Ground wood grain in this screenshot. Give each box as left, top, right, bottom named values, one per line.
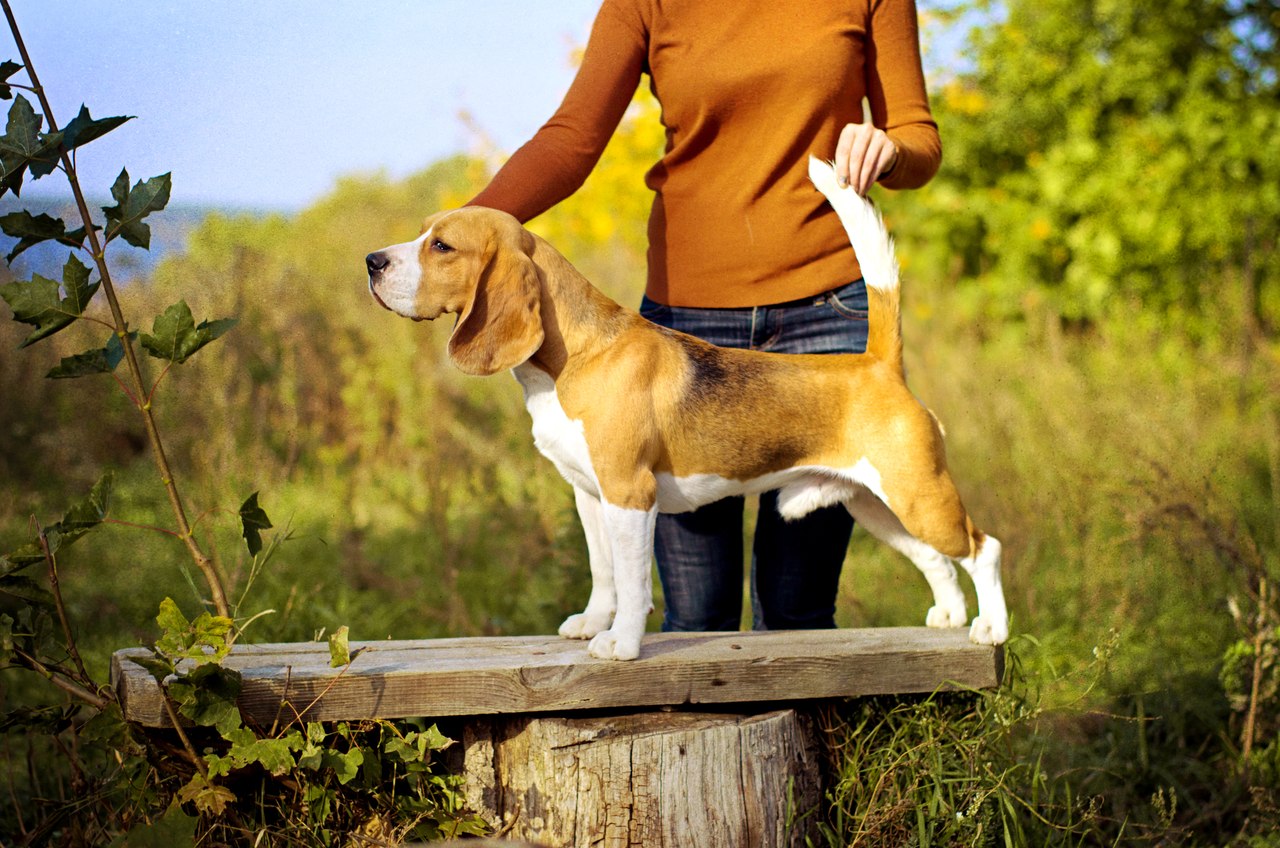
left=112, top=627, right=1003, bottom=727
left=462, top=709, right=821, bottom=847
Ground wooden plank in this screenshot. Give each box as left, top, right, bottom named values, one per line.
left=112, top=627, right=1003, bottom=728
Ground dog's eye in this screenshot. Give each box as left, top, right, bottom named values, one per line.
left=431, top=239, right=454, bottom=254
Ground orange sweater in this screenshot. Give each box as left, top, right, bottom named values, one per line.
left=469, top=0, right=940, bottom=308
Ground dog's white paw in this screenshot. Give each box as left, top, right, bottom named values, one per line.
left=926, top=602, right=967, bottom=629
left=968, top=615, right=1009, bottom=646
left=558, top=611, right=612, bottom=640
left=587, top=629, right=641, bottom=661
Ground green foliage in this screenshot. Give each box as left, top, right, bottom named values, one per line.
left=2, top=2, right=1279, bottom=843
left=0, top=94, right=62, bottom=194
left=238, top=490, right=272, bottom=556
left=137, top=299, right=237, bottom=365
left=102, top=169, right=172, bottom=250
left=0, top=253, right=99, bottom=346
left=891, top=0, right=1280, bottom=335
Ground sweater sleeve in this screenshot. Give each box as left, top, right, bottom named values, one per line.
left=466, top=1, right=648, bottom=222
left=866, top=0, right=942, bottom=190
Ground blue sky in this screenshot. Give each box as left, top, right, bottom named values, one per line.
left=4, top=1, right=966, bottom=211
left=5, top=1, right=602, bottom=209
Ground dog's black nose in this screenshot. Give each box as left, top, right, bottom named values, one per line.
left=366, top=252, right=390, bottom=274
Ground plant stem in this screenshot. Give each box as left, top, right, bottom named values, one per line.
left=0, top=0, right=229, bottom=617
left=1241, top=576, right=1269, bottom=769
left=38, top=526, right=91, bottom=685
left=14, top=650, right=110, bottom=711
left=162, top=697, right=208, bottom=778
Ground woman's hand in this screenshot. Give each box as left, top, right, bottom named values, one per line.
left=835, top=120, right=898, bottom=195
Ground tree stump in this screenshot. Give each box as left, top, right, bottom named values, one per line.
left=462, top=708, right=821, bottom=847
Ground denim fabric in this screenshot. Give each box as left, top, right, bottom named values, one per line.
left=640, top=279, right=869, bottom=631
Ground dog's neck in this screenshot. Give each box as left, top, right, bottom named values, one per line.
left=526, top=238, right=628, bottom=378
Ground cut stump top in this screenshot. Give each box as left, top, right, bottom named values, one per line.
left=112, top=627, right=1003, bottom=728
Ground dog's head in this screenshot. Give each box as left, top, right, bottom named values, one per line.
left=366, top=207, right=544, bottom=375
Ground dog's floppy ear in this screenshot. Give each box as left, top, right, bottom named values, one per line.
left=447, top=223, right=544, bottom=376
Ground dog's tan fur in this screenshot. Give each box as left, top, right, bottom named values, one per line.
left=367, top=160, right=1007, bottom=660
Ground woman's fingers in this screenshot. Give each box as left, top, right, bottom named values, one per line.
left=835, top=121, right=899, bottom=195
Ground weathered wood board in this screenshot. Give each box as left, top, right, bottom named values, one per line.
left=112, top=627, right=1003, bottom=728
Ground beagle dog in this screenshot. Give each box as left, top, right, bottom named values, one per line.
left=366, top=157, right=1008, bottom=661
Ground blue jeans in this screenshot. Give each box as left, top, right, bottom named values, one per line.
left=639, top=279, right=869, bottom=631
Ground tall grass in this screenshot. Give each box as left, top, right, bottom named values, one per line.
left=2, top=153, right=1277, bottom=842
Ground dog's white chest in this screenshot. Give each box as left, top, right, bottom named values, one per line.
left=513, top=364, right=599, bottom=496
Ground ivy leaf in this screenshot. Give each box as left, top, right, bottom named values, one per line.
left=328, top=625, right=350, bottom=668
left=139, top=300, right=237, bottom=364
left=238, top=491, right=272, bottom=556
left=0, top=254, right=100, bottom=347
left=176, top=773, right=236, bottom=817
left=327, top=747, right=363, bottom=784
left=101, top=168, right=170, bottom=249
left=169, top=663, right=242, bottom=736
left=0, top=61, right=21, bottom=100
left=0, top=210, right=73, bottom=262
left=60, top=105, right=132, bottom=154
left=46, top=332, right=130, bottom=379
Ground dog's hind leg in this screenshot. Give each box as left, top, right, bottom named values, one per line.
left=558, top=487, right=617, bottom=640
left=844, top=487, right=969, bottom=629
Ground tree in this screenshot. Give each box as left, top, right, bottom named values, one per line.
left=893, top=0, right=1280, bottom=336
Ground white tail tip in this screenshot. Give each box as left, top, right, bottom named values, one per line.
left=807, top=155, right=898, bottom=294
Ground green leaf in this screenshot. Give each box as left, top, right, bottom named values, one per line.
left=176, top=773, right=235, bottom=817
left=0, top=472, right=113, bottom=573
left=155, top=597, right=190, bottom=644
left=47, top=332, right=129, bottom=379
left=0, top=210, right=72, bottom=261
left=239, top=491, right=272, bottom=556
left=328, top=625, right=350, bottom=668
left=0, top=574, right=54, bottom=605
left=0, top=254, right=100, bottom=347
left=139, top=300, right=237, bottom=364
left=131, top=654, right=176, bottom=684
left=106, top=799, right=197, bottom=848
left=0, top=61, right=21, bottom=100
left=328, top=746, right=363, bottom=784
left=170, top=663, right=242, bottom=736
left=101, top=168, right=170, bottom=248
left=60, top=105, right=132, bottom=154
left=0, top=95, right=61, bottom=195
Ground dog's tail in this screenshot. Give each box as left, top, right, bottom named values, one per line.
left=808, top=156, right=903, bottom=375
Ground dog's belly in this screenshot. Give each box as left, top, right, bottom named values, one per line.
left=655, top=466, right=874, bottom=518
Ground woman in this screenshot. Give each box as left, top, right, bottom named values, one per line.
left=469, top=0, right=941, bottom=633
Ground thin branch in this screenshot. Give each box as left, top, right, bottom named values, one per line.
left=0, top=0, right=229, bottom=617
left=103, top=517, right=185, bottom=541
left=161, top=697, right=207, bottom=778
left=145, top=360, right=174, bottom=407
left=38, top=525, right=92, bottom=685
left=14, top=650, right=110, bottom=711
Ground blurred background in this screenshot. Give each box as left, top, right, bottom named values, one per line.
left=2, top=0, right=1278, bottom=842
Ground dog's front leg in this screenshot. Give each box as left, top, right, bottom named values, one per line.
left=559, top=487, right=617, bottom=640
left=585, top=501, right=656, bottom=661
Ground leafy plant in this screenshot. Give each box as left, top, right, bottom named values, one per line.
left=0, top=4, right=489, bottom=843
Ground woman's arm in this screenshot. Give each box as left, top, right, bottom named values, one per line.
left=835, top=0, right=941, bottom=194
left=467, top=1, right=648, bottom=222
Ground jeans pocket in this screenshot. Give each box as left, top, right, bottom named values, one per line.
left=825, top=288, right=868, bottom=321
